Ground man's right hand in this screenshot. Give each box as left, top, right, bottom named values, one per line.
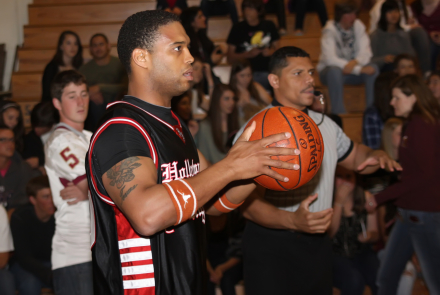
left=288, top=194, right=333, bottom=233
left=246, top=48, right=262, bottom=58
left=225, top=121, right=300, bottom=183
left=360, top=65, right=376, bottom=75
left=343, top=60, right=358, bottom=74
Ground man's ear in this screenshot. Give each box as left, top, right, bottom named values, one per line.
left=132, top=49, right=150, bottom=70
left=268, top=73, right=280, bottom=89
left=29, top=196, right=37, bottom=206
left=52, top=97, right=62, bottom=112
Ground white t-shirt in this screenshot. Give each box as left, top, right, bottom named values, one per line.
left=45, top=123, right=92, bottom=270
left=234, top=106, right=353, bottom=213
left=0, top=205, right=13, bottom=253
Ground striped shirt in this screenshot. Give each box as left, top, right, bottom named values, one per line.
left=234, top=101, right=353, bottom=213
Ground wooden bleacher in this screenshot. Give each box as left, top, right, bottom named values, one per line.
left=12, top=0, right=365, bottom=141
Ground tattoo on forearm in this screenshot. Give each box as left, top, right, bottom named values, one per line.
left=107, top=156, right=141, bottom=201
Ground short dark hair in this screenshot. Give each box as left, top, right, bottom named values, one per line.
left=334, top=0, right=359, bottom=22
left=241, top=0, right=265, bottom=20
left=117, top=10, right=180, bottom=74
left=30, top=102, right=57, bottom=128
left=51, top=70, right=87, bottom=101
left=393, top=53, right=419, bottom=71
left=90, top=33, right=109, bottom=46
left=26, top=175, right=50, bottom=198
left=269, top=46, right=310, bottom=75
left=378, top=0, right=402, bottom=31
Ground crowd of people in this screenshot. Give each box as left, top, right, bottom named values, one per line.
left=0, top=0, right=440, bottom=294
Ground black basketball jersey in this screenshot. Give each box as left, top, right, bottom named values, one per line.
left=85, top=96, right=207, bottom=295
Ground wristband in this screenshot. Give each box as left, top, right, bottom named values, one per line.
left=163, top=179, right=197, bottom=225
left=213, top=194, right=244, bottom=213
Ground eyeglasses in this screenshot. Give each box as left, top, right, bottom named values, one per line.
left=0, top=138, right=15, bottom=143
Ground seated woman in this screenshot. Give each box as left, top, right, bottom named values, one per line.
left=428, top=70, right=440, bottom=103
left=41, top=31, right=83, bottom=102
left=0, top=101, right=24, bottom=153
left=369, top=0, right=431, bottom=75
left=330, top=165, right=380, bottom=295
left=180, top=7, right=227, bottom=66
left=195, top=83, right=239, bottom=164
left=156, top=0, right=187, bottom=15
left=190, top=57, right=216, bottom=120
left=370, top=1, right=415, bottom=73
left=229, top=60, right=272, bottom=126
left=171, top=92, right=199, bottom=137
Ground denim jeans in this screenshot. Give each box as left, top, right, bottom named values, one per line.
left=319, top=64, right=379, bottom=114
left=10, top=261, right=51, bottom=295
left=0, top=268, right=15, bottom=295
left=377, top=250, right=416, bottom=295
left=333, top=247, right=379, bottom=295
left=201, top=0, right=239, bottom=24
left=53, top=262, right=93, bottom=295
left=377, top=209, right=440, bottom=295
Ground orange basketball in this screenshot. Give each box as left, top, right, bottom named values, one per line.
left=246, top=106, right=324, bottom=191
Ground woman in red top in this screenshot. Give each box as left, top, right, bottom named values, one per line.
left=366, top=74, right=440, bottom=295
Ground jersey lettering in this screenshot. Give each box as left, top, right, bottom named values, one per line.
left=161, top=159, right=200, bottom=183
left=60, top=147, right=80, bottom=169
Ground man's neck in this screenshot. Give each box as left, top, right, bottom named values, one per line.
left=60, top=119, right=84, bottom=133
left=94, top=54, right=111, bottom=66
left=34, top=208, right=51, bottom=223
left=0, top=157, right=10, bottom=170
left=127, top=79, right=173, bottom=108
left=274, top=95, right=307, bottom=111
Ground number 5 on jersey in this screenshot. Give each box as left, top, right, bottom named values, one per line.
left=60, top=147, right=80, bottom=169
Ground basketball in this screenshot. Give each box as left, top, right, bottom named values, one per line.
left=246, top=106, right=324, bottom=191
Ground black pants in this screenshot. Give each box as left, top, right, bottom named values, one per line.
left=265, top=0, right=286, bottom=29
left=243, top=221, right=333, bottom=295
left=292, top=0, right=328, bottom=30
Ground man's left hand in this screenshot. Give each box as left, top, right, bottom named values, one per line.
left=60, top=182, right=88, bottom=205
left=356, top=150, right=402, bottom=172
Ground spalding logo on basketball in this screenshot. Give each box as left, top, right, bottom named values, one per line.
left=246, top=107, right=324, bottom=191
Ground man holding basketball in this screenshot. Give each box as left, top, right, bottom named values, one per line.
left=233, top=46, right=400, bottom=294
left=85, top=11, right=299, bottom=295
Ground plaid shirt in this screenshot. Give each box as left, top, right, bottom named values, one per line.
left=362, top=106, right=384, bottom=149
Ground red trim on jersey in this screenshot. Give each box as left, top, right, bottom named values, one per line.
left=60, top=174, right=87, bottom=187
left=107, top=100, right=181, bottom=132
left=88, top=117, right=158, bottom=206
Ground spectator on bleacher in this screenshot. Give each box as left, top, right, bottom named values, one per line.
left=157, top=0, right=188, bottom=15
left=369, top=0, right=431, bottom=75
left=393, top=53, right=419, bottom=76
left=0, top=205, right=14, bottom=295
left=428, top=70, right=440, bottom=102
left=317, top=0, right=379, bottom=114
left=229, top=60, right=272, bottom=125
left=9, top=175, right=55, bottom=295
left=181, top=7, right=228, bottom=66
left=411, top=0, right=440, bottom=71
left=22, top=102, right=57, bottom=173
left=200, top=0, right=239, bottom=25
left=171, top=92, right=200, bottom=136
left=79, top=33, right=128, bottom=132
left=370, top=1, right=415, bottom=73
left=227, top=0, right=280, bottom=90
left=0, top=100, right=24, bottom=153
left=264, top=0, right=287, bottom=35
left=289, top=0, right=328, bottom=36
left=0, top=125, right=40, bottom=211
left=366, top=74, right=440, bottom=295
left=41, top=31, right=83, bottom=103
left=375, top=117, right=417, bottom=295
left=362, top=72, right=396, bottom=149
left=190, top=57, right=215, bottom=120
left=330, top=166, right=379, bottom=295
left=195, top=83, right=239, bottom=163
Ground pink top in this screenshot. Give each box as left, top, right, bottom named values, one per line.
left=411, top=0, right=440, bottom=33
left=0, top=160, right=11, bottom=177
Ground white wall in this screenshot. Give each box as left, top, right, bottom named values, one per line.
left=0, top=0, right=32, bottom=91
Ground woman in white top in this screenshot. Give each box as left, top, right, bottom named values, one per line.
left=369, top=0, right=431, bottom=74
left=229, top=60, right=272, bottom=126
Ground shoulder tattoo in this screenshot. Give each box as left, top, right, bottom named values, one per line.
left=106, top=156, right=141, bottom=202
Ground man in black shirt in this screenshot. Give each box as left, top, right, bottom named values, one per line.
left=10, top=176, right=55, bottom=295
left=86, top=10, right=298, bottom=295
left=227, top=0, right=280, bottom=90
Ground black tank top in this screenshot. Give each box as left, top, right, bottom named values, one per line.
left=86, top=96, right=206, bottom=295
